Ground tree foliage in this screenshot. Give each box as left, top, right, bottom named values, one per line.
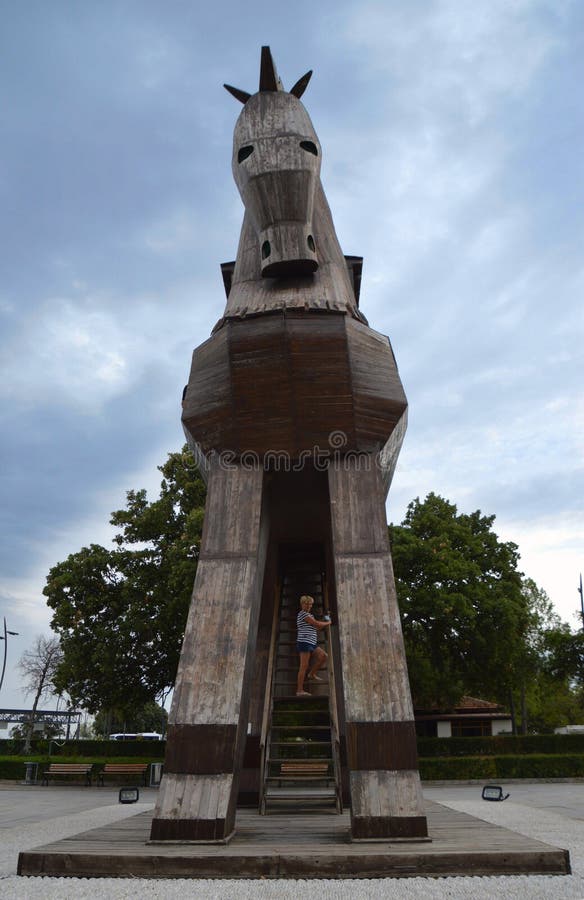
left=92, top=700, right=168, bottom=738
left=45, top=447, right=206, bottom=715
left=390, top=493, right=526, bottom=707
left=389, top=495, right=584, bottom=731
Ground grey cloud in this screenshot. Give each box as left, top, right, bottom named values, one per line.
left=1, top=0, right=583, bottom=709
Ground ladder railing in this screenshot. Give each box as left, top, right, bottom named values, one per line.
left=259, top=577, right=281, bottom=815
left=322, top=572, right=343, bottom=813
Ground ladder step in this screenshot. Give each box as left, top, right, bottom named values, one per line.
left=276, top=641, right=327, bottom=647
left=268, top=756, right=332, bottom=762
left=272, top=724, right=330, bottom=729
left=272, top=703, right=329, bottom=709
left=271, top=723, right=331, bottom=729
left=264, top=789, right=336, bottom=797
left=282, top=569, right=323, bottom=576
left=267, top=775, right=335, bottom=781
left=272, top=729, right=330, bottom=734
left=275, top=666, right=329, bottom=672
left=272, top=695, right=330, bottom=702
left=272, top=719, right=330, bottom=725
left=272, top=712, right=331, bottom=717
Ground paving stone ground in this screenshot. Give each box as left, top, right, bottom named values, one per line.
left=2, top=781, right=584, bottom=898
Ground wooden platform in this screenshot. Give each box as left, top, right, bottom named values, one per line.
left=17, top=800, right=570, bottom=879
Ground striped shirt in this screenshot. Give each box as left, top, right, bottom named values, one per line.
left=297, top=610, right=317, bottom=646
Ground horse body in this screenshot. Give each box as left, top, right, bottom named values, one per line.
left=151, top=48, right=426, bottom=844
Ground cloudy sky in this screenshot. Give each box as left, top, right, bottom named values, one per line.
left=1, top=0, right=582, bottom=711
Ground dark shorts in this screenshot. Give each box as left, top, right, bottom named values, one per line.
left=297, top=641, right=317, bottom=653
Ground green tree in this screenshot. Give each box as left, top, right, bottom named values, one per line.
left=520, top=623, right=584, bottom=732
left=389, top=493, right=526, bottom=708
left=511, top=578, right=563, bottom=733
left=93, top=701, right=168, bottom=738
left=503, top=582, right=584, bottom=733
left=542, top=625, right=584, bottom=684
left=45, top=447, right=206, bottom=716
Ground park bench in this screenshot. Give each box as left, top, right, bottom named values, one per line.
left=42, top=763, right=93, bottom=786
left=98, top=763, right=149, bottom=786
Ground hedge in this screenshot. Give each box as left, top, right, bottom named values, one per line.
left=2, top=752, right=584, bottom=782
left=0, top=738, right=165, bottom=758
left=4, top=733, right=584, bottom=760
left=419, top=754, right=584, bottom=781
left=417, top=733, right=584, bottom=758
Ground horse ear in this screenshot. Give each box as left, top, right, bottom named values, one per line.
left=259, top=45, right=284, bottom=92
left=224, top=84, right=251, bottom=104
left=290, top=70, right=312, bottom=99
left=226, top=48, right=310, bottom=102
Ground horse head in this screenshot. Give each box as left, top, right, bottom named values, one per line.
left=226, top=47, right=320, bottom=278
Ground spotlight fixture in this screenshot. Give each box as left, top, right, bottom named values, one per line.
left=482, top=784, right=510, bottom=802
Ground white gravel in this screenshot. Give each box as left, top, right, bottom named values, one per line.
left=2, top=792, right=584, bottom=899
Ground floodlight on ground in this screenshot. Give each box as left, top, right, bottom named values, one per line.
left=119, top=787, right=139, bottom=804
left=482, top=784, right=510, bottom=801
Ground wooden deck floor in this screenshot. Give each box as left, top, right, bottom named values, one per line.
left=17, top=800, right=570, bottom=879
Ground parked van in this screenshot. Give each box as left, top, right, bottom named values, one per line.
left=109, top=732, right=163, bottom=741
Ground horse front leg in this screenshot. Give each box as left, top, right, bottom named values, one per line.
left=328, top=459, right=428, bottom=840
left=150, top=461, right=267, bottom=842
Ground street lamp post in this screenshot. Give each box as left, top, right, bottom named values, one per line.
left=579, top=574, right=584, bottom=633
left=0, top=617, right=19, bottom=693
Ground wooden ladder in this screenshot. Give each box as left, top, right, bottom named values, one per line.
left=259, top=545, right=342, bottom=814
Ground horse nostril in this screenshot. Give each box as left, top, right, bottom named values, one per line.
left=307, top=235, right=315, bottom=252
left=262, top=241, right=271, bottom=259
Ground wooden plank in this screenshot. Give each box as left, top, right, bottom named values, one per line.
left=200, top=461, right=264, bottom=558
left=17, top=802, right=571, bottom=879
left=168, top=557, right=259, bottom=725
left=185, top=311, right=409, bottom=462
left=329, top=462, right=389, bottom=555
left=350, top=772, right=427, bottom=838
left=346, top=723, right=418, bottom=770
left=328, top=459, right=426, bottom=837
left=347, top=318, right=408, bottom=448
left=164, top=725, right=237, bottom=774
left=332, top=554, right=413, bottom=722
left=182, top=326, right=231, bottom=452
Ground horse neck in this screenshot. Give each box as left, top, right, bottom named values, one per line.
left=222, top=181, right=362, bottom=320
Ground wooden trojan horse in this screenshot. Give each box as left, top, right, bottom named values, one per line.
left=150, top=48, right=428, bottom=843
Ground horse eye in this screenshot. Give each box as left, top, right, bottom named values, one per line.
left=238, top=145, right=254, bottom=163
left=300, top=141, right=318, bottom=156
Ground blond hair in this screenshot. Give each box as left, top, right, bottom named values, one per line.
left=299, top=595, right=314, bottom=610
